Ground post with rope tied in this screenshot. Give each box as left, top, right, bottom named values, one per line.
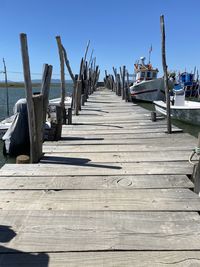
left=191, top=133, right=200, bottom=194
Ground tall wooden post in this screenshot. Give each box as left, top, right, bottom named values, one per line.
left=160, top=15, right=172, bottom=134
left=56, top=36, right=66, bottom=124
left=20, top=34, right=52, bottom=162
left=2, top=58, right=9, bottom=117
left=84, top=40, right=90, bottom=62
left=20, top=33, right=37, bottom=163
left=41, top=64, right=53, bottom=123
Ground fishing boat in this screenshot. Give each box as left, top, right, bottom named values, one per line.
left=154, top=86, right=200, bottom=126
left=129, top=57, right=171, bottom=102
left=178, top=72, right=199, bottom=97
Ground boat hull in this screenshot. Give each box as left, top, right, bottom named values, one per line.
left=154, top=100, right=200, bottom=126
left=129, top=78, right=166, bottom=102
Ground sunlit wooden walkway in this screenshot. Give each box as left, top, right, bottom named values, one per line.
left=0, top=88, right=200, bottom=266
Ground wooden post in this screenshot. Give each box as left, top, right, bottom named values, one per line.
left=126, top=70, right=130, bottom=102
left=74, top=80, right=82, bottom=115
left=62, top=45, right=75, bottom=83
left=88, top=49, right=94, bottom=67
left=160, top=15, right=172, bottom=134
left=56, top=36, right=66, bottom=124
left=32, top=94, right=44, bottom=160
left=116, top=74, right=121, bottom=96
left=41, top=64, right=53, bottom=123
left=2, top=58, right=9, bottom=117
left=151, top=111, right=157, bottom=122
left=83, top=40, right=90, bottom=62
left=67, top=107, right=72, bottom=125
left=54, top=106, right=62, bottom=140
left=192, top=133, right=200, bottom=194
left=16, top=155, right=30, bottom=164
left=20, top=33, right=38, bottom=163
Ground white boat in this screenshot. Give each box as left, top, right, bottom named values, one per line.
left=49, top=96, right=72, bottom=107
left=0, top=96, right=72, bottom=139
left=129, top=57, right=173, bottom=102
left=0, top=115, right=16, bottom=139
left=154, top=89, right=200, bottom=126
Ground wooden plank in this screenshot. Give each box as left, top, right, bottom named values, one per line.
left=1, top=211, right=200, bottom=251
left=51, top=132, right=195, bottom=143
left=60, top=132, right=182, bottom=140
left=0, top=175, right=193, bottom=190
left=0, top=162, right=193, bottom=176
left=64, top=124, right=169, bottom=130
left=1, top=251, right=200, bottom=266
left=0, top=189, right=199, bottom=211
left=61, top=128, right=182, bottom=136
left=42, top=144, right=194, bottom=152
left=44, top=134, right=196, bottom=145
left=42, top=151, right=194, bottom=162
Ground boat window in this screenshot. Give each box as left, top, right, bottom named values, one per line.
left=147, top=72, right=151, bottom=78
left=141, top=72, right=145, bottom=78
left=152, top=72, right=157, bottom=78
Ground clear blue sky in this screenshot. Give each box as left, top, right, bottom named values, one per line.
left=0, top=0, right=200, bottom=81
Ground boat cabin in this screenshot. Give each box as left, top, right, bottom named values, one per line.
left=134, top=57, right=158, bottom=83
left=179, top=72, right=194, bottom=86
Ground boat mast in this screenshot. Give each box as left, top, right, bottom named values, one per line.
left=148, top=44, right=152, bottom=64
left=2, top=58, right=9, bottom=116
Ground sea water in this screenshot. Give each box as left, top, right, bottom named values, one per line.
left=0, top=85, right=73, bottom=167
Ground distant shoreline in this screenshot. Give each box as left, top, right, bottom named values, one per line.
left=0, top=82, right=66, bottom=88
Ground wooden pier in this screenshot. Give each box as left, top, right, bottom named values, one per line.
left=0, top=88, right=200, bottom=266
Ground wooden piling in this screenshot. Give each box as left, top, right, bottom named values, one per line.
left=192, top=133, right=200, bottom=194
left=56, top=36, right=66, bottom=125
left=20, top=33, right=38, bottom=163
left=67, top=107, right=72, bottom=125
left=41, top=64, right=53, bottom=124
left=160, top=15, right=172, bottom=134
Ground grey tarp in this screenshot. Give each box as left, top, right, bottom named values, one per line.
left=2, top=99, right=30, bottom=156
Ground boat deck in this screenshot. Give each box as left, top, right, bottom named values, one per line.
left=0, top=88, right=200, bottom=266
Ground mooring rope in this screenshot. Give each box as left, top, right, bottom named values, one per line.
left=189, top=147, right=200, bottom=165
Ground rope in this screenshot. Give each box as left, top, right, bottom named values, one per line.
left=189, top=147, right=200, bottom=165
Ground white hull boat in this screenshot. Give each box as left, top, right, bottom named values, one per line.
left=154, top=100, right=200, bottom=126
left=129, top=56, right=174, bottom=102
left=49, top=96, right=72, bottom=107
left=130, top=77, right=166, bottom=102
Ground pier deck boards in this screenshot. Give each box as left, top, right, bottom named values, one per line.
left=0, top=88, right=200, bottom=266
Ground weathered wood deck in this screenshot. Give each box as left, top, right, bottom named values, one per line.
left=0, top=88, right=200, bottom=266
